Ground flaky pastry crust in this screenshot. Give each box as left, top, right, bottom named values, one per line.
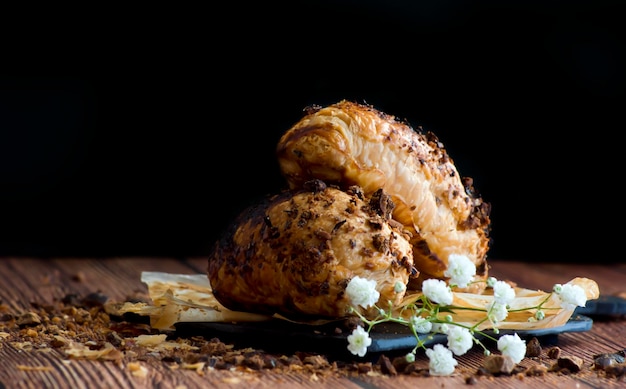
left=207, top=180, right=416, bottom=320
left=276, top=100, right=491, bottom=293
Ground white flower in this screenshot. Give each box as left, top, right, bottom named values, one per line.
left=422, top=279, right=453, bottom=306
left=347, top=325, right=372, bottom=357
left=394, top=281, right=406, bottom=294
left=497, top=333, right=526, bottom=363
left=405, top=352, right=416, bottom=363
left=345, top=276, right=380, bottom=308
left=410, top=315, right=433, bottom=334
left=431, top=322, right=450, bottom=334
left=487, top=300, right=509, bottom=324
left=535, top=310, right=545, bottom=320
left=443, top=254, right=476, bottom=288
left=555, top=283, right=587, bottom=310
left=486, top=276, right=497, bottom=288
left=446, top=326, right=473, bottom=356
left=493, top=280, right=515, bottom=304
left=426, top=344, right=458, bottom=376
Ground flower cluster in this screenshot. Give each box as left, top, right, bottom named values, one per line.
left=345, top=254, right=588, bottom=376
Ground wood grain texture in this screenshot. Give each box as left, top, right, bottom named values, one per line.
left=1, top=257, right=625, bottom=388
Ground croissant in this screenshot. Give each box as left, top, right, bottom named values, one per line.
left=207, top=180, right=416, bottom=320
left=276, top=100, right=491, bottom=293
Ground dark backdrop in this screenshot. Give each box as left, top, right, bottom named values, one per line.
left=1, top=1, right=623, bottom=262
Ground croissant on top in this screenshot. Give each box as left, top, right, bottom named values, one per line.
left=276, top=100, right=492, bottom=293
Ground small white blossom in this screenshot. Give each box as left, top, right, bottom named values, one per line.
left=394, top=281, right=406, bottom=294
left=553, top=284, right=563, bottom=294
left=346, top=276, right=380, bottom=308
left=486, top=276, right=497, bottom=288
left=493, top=280, right=515, bottom=304
left=487, top=300, right=509, bottom=324
left=405, top=352, right=416, bottom=363
left=497, top=333, right=526, bottom=363
left=446, top=326, right=473, bottom=356
left=422, top=279, right=453, bottom=306
left=555, top=283, right=587, bottom=310
left=426, top=344, right=458, bottom=376
left=535, top=310, right=545, bottom=320
left=443, top=254, right=476, bottom=288
left=410, top=315, right=433, bottom=334
left=347, top=325, right=372, bottom=357
left=431, top=322, right=450, bottom=334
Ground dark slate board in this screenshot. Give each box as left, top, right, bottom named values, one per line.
left=174, top=314, right=593, bottom=361
left=574, top=295, right=626, bottom=316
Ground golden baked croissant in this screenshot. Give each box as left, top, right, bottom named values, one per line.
left=276, top=100, right=491, bottom=293
left=207, top=180, right=416, bottom=320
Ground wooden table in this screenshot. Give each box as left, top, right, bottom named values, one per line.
left=1, top=257, right=625, bottom=388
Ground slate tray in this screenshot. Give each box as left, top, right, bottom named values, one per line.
left=574, top=294, right=626, bottom=316
left=174, top=314, right=593, bottom=361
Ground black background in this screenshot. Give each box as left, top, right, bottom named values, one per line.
left=1, top=1, right=624, bottom=262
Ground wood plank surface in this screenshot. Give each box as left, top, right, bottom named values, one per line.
left=1, top=257, right=625, bottom=388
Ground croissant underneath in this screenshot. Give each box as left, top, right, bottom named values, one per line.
left=207, top=180, right=416, bottom=320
